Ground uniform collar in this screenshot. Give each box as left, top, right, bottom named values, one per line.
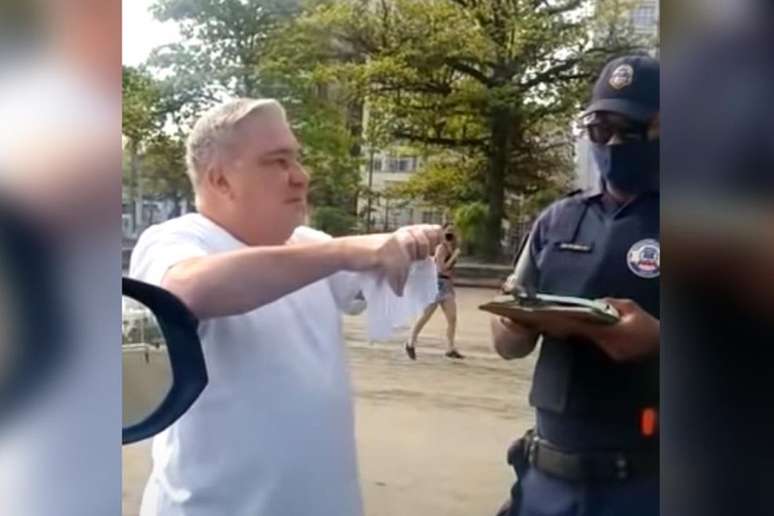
left=580, top=181, right=605, bottom=201
left=585, top=180, right=660, bottom=202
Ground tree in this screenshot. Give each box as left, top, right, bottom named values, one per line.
left=124, top=65, right=194, bottom=223
left=453, top=201, right=489, bottom=256
left=142, top=133, right=192, bottom=217
left=290, top=0, right=647, bottom=258
left=147, top=0, right=302, bottom=127
left=123, top=66, right=165, bottom=230
left=146, top=0, right=364, bottom=228
left=259, top=5, right=367, bottom=228
left=386, top=151, right=483, bottom=212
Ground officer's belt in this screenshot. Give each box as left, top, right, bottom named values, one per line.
left=511, top=429, right=658, bottom=482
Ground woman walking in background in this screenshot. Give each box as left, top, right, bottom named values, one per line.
left=405, top=223, right=465, bottom=360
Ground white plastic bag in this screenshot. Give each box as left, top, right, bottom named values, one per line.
left=360, top=258, right=439, bottom=341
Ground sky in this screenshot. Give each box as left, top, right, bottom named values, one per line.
left=122, top=0, right=181, bottom=66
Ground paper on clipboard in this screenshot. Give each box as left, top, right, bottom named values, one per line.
left=479, top=293, right=620, bottom=326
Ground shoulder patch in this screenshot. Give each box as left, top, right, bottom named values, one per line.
left=627, top=239, right=660, bottom=279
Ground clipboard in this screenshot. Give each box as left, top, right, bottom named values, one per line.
left=479, top=292, right=620, bottom=326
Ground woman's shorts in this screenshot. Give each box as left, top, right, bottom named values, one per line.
left=435, top=277, right=455, bottom=302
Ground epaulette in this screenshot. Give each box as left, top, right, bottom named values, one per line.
left=563, top=188, right=584, bottom=198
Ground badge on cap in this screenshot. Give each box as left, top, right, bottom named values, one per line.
left=627, top=239, right=659, bottom=279
left=609, top=64, right=634, bottom=90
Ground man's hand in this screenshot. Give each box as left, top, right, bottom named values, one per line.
left=338, top=225, right=442, bottom=295
left=575, top=298, right=660, bottom=362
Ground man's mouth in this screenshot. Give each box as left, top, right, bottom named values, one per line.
left=285, top=197, right=305, bottom=205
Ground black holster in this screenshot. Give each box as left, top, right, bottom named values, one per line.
left=495, top=429, right=535, bottom=516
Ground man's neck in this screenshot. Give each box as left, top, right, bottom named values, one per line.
left=605, top=183, right=637, bottom=205
left=197, top=205, right=292, bottom=247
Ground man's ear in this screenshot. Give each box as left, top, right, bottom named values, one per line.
left=206, top=162, right=234, bottom=200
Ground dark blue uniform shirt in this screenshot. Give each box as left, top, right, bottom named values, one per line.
left=518, top=184, right=659, bottom=451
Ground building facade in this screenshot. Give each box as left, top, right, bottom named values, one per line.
left=358, top=149, right=445, bottom=232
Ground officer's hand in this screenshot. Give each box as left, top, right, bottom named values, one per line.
left=491, top=316, right=540, bottom=359
left=577, top=298, right=660, bottom=362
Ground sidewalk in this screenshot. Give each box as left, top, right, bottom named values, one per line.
left=451, top=261, right=512, bottom=289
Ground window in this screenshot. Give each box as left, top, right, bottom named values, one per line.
left=397, top=157, right=414, bottom=172
left=382, top=155, right=418, bottom=173
left=372, top=158, right=382, bottom=172
left=631, top=3, right=656, bottom=32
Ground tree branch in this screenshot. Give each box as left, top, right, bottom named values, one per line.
left=445, top=58, right=495, bottom=86
left=543, top=0, right=584, bottom=16
left=370, top=82, right=453, bottom=96
left=448, top=0, right=473, bottom=8
left=518, top=57, right=582, bottom=90
left=393, top=130, right=487, bottom=148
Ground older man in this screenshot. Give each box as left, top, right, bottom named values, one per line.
left=130, top=98, right=441, bottom=516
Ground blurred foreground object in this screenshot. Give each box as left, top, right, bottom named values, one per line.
left=0, top=197, right=62, bottom=424
left=0, top=0, right=121, bottom=514
left=662, top=1, right=774, bottom=515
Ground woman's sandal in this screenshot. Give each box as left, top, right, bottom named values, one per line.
left=445, top=349, right=465, bottom=360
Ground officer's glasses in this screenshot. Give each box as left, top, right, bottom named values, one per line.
left=579, top=115, right=649, bottom=145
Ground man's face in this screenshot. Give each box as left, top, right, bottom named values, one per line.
left=217, top=114, right=309, bottom=245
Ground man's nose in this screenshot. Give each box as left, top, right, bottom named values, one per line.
left=290, top=163, right=309, bottom=188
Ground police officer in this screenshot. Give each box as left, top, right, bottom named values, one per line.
left=491, top=55, right=660, bottom=516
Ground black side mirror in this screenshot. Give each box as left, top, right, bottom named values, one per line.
left=122, top=277, right=207, bottom=444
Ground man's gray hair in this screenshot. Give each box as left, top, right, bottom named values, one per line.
left=185, top=98, right=286, bottom=187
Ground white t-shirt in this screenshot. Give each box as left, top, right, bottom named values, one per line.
left=130, top=214, right=363, bottom=516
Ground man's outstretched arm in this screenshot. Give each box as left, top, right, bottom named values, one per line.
left=161, top=226, right=441, bottom=320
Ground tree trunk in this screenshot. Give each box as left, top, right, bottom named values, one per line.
left=483, top=107, right=512, bottom=260
left=136, top=154, right=144, bottom=233
left=347, top=100, right=365, bottom=220
left=170, top=192, right=181, bottom=218
left=383, top=197, right=390, bottom=232
left=129, top=140, right=140, bottom=235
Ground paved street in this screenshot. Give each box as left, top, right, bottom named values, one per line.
left=123, top=287, right=537, bottom=516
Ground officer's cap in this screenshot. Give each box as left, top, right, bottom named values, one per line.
left=582, top=55, right=659, bottom=124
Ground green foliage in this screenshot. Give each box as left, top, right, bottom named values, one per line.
left=288, top=0, right=647, bottom=257
left=143, top=133, right=192, bottom=205
left=310, top=205, right=357, bottom=236
left=453, top=202, right=489, bottom=256
left=144, top=0, right=362, bottom=217
left=123, top=65, right=192, bottom=207
left=122, top=66, right=164, bottom=144
left=148, top=0, right=303, bottom=120
left=387, top=152, right=483, bottom=212
left=132, top=0, right=651, bottom=254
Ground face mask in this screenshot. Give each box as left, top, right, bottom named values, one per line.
left=591, top=139, right=660, bottom=195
